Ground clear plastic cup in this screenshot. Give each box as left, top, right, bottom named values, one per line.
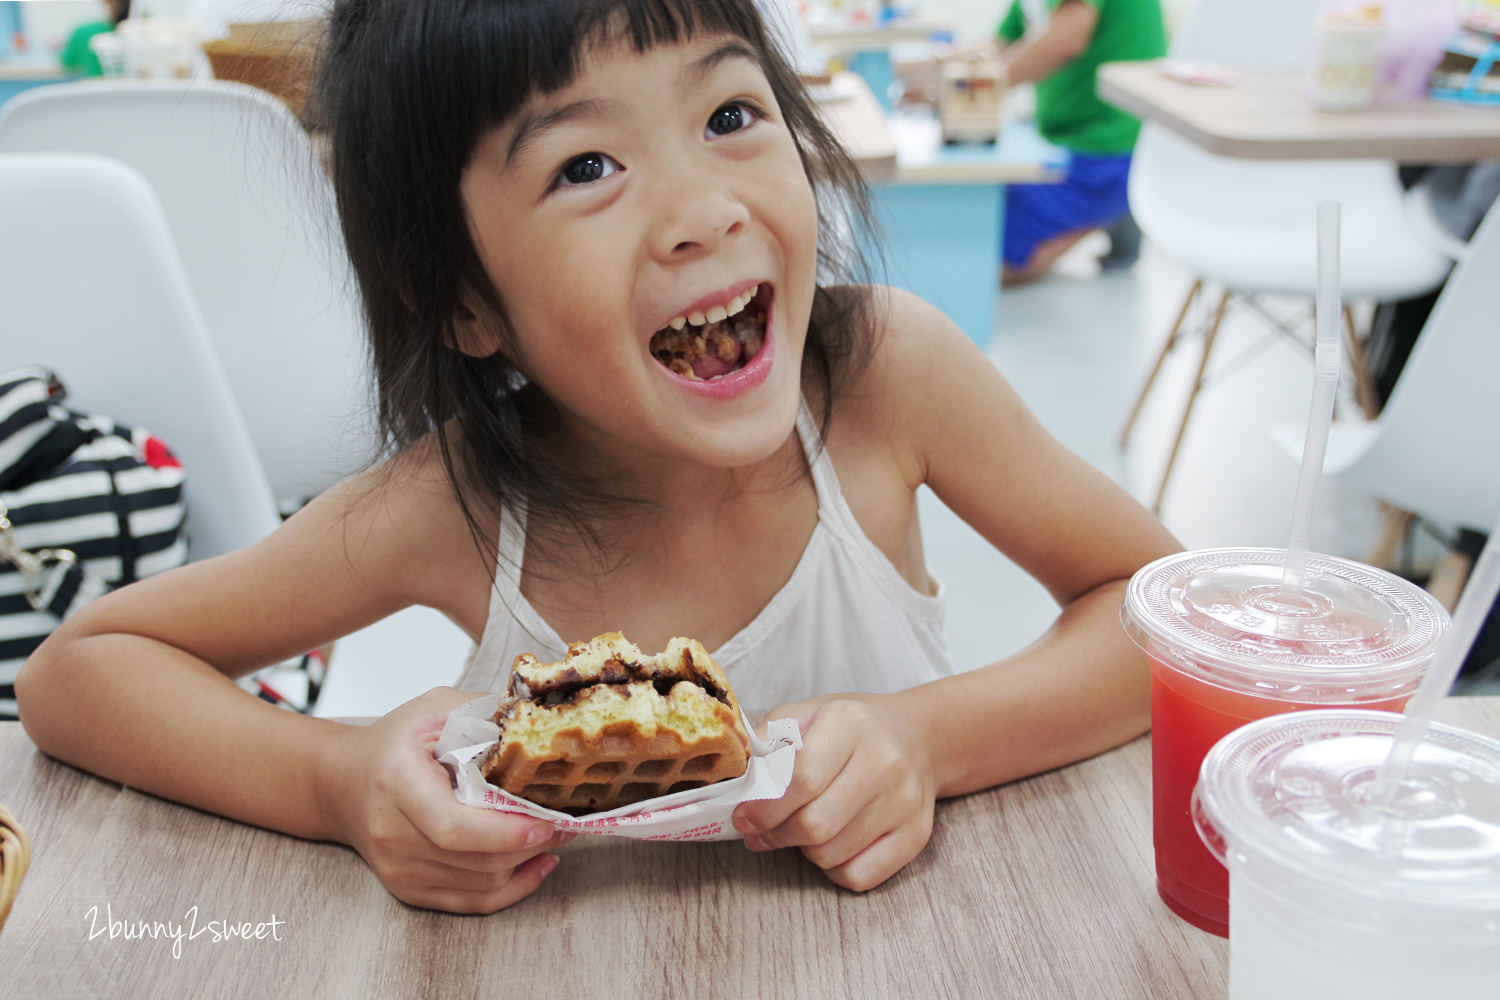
left=1194, top=710, right=1500, bottom=1000
left=1314, top=16, right=1382, bottom=112
left=1122, top=548, right=1448, bottom=936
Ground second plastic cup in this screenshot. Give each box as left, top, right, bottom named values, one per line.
left=1194, top=710, right=1500, bottom=1000
left=1122, top=548, right=1447, bottom=936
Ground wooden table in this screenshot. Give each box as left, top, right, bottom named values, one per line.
left=1098, top=61, right=1500, bottom=162
left=3, top=697, right=1495, bottom=998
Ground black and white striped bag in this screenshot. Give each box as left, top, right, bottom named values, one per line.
left=0, top=367, right=187, bottom=720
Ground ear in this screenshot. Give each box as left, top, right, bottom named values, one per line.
left=448, top=297, right=507, bottom=359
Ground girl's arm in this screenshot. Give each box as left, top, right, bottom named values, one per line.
left=733, top=288, right=1180, bottom=887
left=877, top=286, right=1178, bottom=794
left=16, top=451, right=567, bottom=912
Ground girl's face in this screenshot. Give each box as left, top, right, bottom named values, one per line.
left=461, top=32, right=819, bottom=472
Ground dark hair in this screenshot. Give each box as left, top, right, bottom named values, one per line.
left=314, top=0, right=881, bottom=558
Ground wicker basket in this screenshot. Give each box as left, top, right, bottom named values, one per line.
left=202, top=20, right=324, bottom=123
left=0, top=801, right=30, bottom=935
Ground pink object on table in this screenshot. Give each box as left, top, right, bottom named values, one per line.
left=1157, top=60, right=1240, bottom=87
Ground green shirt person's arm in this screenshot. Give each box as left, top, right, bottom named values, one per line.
left=1000, top=0, right=1099, bottom=85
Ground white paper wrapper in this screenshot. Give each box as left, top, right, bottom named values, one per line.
left=435, top=693, right=801, bottom=842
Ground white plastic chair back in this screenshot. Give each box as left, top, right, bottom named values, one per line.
left=1130, top=0, right=1450, bottom=300
left=1129, top=128, right=1451, bottom=298
left=1340, top=204, right=1500, bottom=529
left=0, top=80, right=373, bottom=503
left=0, top=153, right=281, bottom=560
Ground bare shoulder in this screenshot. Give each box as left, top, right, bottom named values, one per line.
left=292, top=430, right=496, bottom=612
left=821, top=284, right=1009, bottom=487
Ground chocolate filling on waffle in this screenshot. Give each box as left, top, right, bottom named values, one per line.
left=480, top=634, right=751, bottom=815
left=506, top=650, right=731, bottom=710
left=648, top=285, right=769, bottom=381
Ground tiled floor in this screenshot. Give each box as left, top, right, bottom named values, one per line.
left=316, top=239, right=1494, bottom=717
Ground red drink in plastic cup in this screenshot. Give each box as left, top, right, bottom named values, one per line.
left=1122, top=549, right=1447, bottom=937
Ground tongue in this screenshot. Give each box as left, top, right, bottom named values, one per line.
left=691, top=351, right=737, bottom=380
left=689, top=329, right=742, bottom=380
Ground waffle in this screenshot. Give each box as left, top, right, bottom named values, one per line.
left=479, top=633, right=750, bottom=814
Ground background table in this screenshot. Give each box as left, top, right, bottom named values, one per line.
left=1098, top=62, right=1500, bottom=162
left=0, top=60, right=65, bottom=111
left=817, top=72, right=1064, bottom=347
left=3, top=698, right=1496, bottom=998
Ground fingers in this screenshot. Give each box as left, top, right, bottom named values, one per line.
left=440, top=830, right=574, bottom=873
left=392, top=686, right=494, bottom=740
left=820, top=820, right=932, bottom=893
left=752, top=761, right=880, bottom=851
left=733, top=708, right=858, bottom=835
left=395, top=852, right=561, bottom=914
left=733, top=698, right=937, bottom=892
left=398, top=755, right=555, bottom=856
left=414, top=857, right=519, bottom=893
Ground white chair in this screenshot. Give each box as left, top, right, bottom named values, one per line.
left=0, top=79, right=373, bottom=505
left=1119, top=0, right=1453, bottom=512
left=1270, top=200, right=1500, bottom=533
left=0, top=153, right=281, bottom=561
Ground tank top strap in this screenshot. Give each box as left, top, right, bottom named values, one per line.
left=462, top=499, right=565, bottom=692
left=794, top=397, right=843, bottom=518
left=794, top=397, right=945, bottom=623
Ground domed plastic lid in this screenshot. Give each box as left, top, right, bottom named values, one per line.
left=1122, top=548, right=1447, bottom=699
left=1195, top=710, right=1500, bottom=908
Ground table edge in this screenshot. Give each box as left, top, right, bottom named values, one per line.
left=1097, top=62, right=1500, bottom=164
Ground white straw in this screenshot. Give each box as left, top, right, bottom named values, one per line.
left=1372, top=509, right=1500, bottom=807
left=1279, top=202, right=1343, bottom=600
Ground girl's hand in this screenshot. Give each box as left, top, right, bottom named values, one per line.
left=317, top=687, right=571, bottom=913
left=730, top=697, right=936, bottom=891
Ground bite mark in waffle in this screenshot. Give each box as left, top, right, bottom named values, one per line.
left=479, top=633, right=750, bottom=814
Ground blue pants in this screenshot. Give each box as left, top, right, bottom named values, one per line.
left=1003, top=151, right=1133, bottom=269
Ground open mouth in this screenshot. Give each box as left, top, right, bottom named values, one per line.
left=648, top=283, right=771, bottom=382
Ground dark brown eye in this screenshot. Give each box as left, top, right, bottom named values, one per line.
left=559, top=152, right=620, bottom=186
left=706, top=104, right=751, bottom=137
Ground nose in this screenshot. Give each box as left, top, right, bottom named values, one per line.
left=647, top=162, right=749, bottom=261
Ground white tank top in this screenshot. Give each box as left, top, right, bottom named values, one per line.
left=456, top=398, right=953, bottom=712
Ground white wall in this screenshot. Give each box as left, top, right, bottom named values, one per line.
left=17, top=0, right=325, bottom=50
left=18, top=1, right=108, bottom=53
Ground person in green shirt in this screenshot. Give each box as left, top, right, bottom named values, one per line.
left=997, top=0, right=1166, bottom=284
left=58, top=0, right=130, bottom=78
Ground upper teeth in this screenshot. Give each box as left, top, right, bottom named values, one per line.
left=667, top=284, right=757, bottom=330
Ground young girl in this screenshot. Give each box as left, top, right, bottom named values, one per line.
left=17, top=0, right=1179, bottom=914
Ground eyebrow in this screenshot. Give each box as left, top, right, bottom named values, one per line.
left=502, top=43, right=761, bottom=167
left=505, top=98, right=616, bottom=166
left=681, top=41, right=761, bottom=87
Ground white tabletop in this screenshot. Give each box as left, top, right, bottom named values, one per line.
left=1099, top=60, right=1500, bottom=162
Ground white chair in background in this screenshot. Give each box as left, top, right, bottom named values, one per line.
left=0, top=79, right=373, bottom=505
left=1270, top=200, right=1500, bottom=534
left=0, top=153, right=281, bottom=561
left=1119, top=0, right=1453, bottom=513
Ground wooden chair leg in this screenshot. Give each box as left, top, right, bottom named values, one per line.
left=1343, top=305, right=1380, bottom=419
left=1366, top=501, right=1416, bottom=571
left=1152, top=290, right=1230, bottom=515
left=1120, top=277, right=1202, bottom=448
